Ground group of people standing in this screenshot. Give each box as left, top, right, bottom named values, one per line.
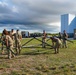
left=0, top=29, right=68, bottom=59
left=0, top=29, right=22, bottom=59
left=42, top=30, right=68, bottom=54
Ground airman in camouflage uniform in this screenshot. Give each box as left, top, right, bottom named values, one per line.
left=14, top=29, right=22, bottom=55
left=62, top=30, right=68, bottom=48
left=10, top=29, right=16, bottom=47
left=3, top=30, right=15, bottom=59
left=50, top=37, right=62, bottom=54
left=42, top=30, right=47, bottom=48
left=1, top=29, right=6, bottom=54
left=10, top=29, right=15, bottom=40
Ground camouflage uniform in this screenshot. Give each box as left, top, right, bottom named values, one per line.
left=10, top=29, right=15, bottom=40
left=58, top=32, right=62, bottom=40
left=58, top=32, right=62, bottom=48
left=14, top=30, right=22, bottom=55
left=62, top=30, right=68, bottom=48
left=42, top=30, right=47, bottom=48
left=51, top=37, right=62, bottom=54
left=5, top=35, right=15, bottom=59
left=1, top=33, right=6, bottom=54
left=10, top=30, right=15, bottom=47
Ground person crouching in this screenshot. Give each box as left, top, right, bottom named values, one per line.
left=50, top=37, right=62, bottom=54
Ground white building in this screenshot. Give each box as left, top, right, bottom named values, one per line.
left=21, top=31, right=29, bottom=38
left=61, top=14, right=76, bottom=33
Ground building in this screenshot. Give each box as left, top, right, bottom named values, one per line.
left=61, top=14, right=76, bottom=38
left=21, top=31, right=29, bottom=38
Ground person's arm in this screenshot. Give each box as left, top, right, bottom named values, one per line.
left=5, top=36, right=8, bottom=47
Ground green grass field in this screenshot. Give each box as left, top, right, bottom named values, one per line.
left=0, top=37, right=76, bottom=75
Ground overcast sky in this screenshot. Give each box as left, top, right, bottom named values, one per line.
left=0, top=0, right=76, bottom=33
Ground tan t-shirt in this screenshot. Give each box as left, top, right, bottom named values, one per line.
left=5, top=35, right=13, bottom=46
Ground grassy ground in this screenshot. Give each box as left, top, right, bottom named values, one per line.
left=0, top=38, right=76, bottom=75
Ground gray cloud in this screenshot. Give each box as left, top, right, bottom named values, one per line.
left=10, top=0, right=76, bottom=23
left=0, top=24, right=60, bottom=33
left=0, top=0, right=76, bottom=32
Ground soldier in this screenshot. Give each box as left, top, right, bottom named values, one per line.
left=1, top=29, right=6, bottom=54
left=10, top=29, right=15, bottom=40
left=62, top=30, right=68, bottom=48
left=14, top=29, right=22, bottom=55
left=42, top=30, right=47, bottom=48
left=58, top=32, right=62, bottom=40
left=3, top=29, right=15, bottom=59
left=50, top=37, right=62, bottom=54
left=10, top=29, right=16, bottom=47
left=58, top=32, right=62, bottom=48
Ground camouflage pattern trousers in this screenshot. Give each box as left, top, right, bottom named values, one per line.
left=7, top=45, right=15, bottom=59
left=15, top=39, right=21, bottom=55
left=42, top=38, right=46, bottom=48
